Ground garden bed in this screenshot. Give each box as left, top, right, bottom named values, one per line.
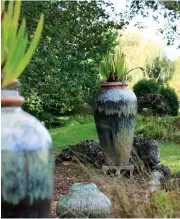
left=50, top=161, right=180, bottom=218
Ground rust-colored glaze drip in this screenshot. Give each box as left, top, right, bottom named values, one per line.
left=101, top=82, right=128, bottom=88
left=1, top=79, right=24, bottom=107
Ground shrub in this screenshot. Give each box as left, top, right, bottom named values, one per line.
left=133, top=79, right=159, bottom=97
left=135, top=115, right=180, bottom=144
left=159, top=86, right=179, bottom=116
left=173, top=132, right=180, bottom=144
left=21, top=89, right=59, bottom=128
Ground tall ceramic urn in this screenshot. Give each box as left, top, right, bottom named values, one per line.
left=93, top=82, right=137, bottom=166
left=1, top=86, right=54, bottom=218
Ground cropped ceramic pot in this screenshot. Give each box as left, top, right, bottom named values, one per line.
left=56, top=182, right=111, bottom=218
left=93, top=82, right=137, bottom=166
left=1, top=89, right=54, bottom=218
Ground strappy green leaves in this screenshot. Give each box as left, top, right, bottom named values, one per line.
left=99, top=45, right=144, bottom=82
left=1, top=0, right=44, bottom=88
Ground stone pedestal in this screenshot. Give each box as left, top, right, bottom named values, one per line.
left=102, top=164, right=134, bottom=178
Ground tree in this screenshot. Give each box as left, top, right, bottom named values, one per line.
left=119, top=25, right=164, bottom=82
left=118, top=0, right=180, bottom=48
left=19, top=1, right=117, bottom=122
left=162, top=1, right=180, bottom=12
left=145, top=56, right=175, bottom=84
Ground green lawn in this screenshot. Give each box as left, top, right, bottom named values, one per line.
left=49, top=123, right=97, bottom=152
left=49, top=122, right=180, bottom=173
left=159, top=142, right=180, bottom=173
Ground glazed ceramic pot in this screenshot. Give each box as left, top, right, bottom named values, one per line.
left=56, top=182, right=111, bottom=218
left=1, top=89, right=54, bottom=218
left=93, top=82, right=137, bottom=166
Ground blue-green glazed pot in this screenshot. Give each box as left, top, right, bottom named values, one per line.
left=56, top=182, right=111, bottom=218
left=93, top=82, right=137, bottom=166
left=1, top=90, right=54, bottom=218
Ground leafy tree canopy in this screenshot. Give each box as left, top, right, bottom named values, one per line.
left=162, top=1, right=180, bottom=12
left=117, top=0, right=180, bottom=48
left=20, top=1, right=117, bottom=121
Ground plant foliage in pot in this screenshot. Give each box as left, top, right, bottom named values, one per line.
left=1, top=1, right=54, bottom=217
left=93, top=46, right=143, bottom=166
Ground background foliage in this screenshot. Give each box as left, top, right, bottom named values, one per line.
left=119, top=0, right=180, bottom=48
left=159, top=86, right=179, bottom=116
left=20, top=1, right=117, bottom=125
left=119, top=25, right=164, bottom=82
left=133, top=79, right=179, bottom=116
left=19, top=1, right=179, bottom=127
left=145, top=56, right=175, bottom=84
left=133, top=79, right=159, bottom=97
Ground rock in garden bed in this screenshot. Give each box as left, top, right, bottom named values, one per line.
left=137, top=93, right=172, bottom=115
left=55, top=140, right=105, bottom=168
left=131, top=136, right=161, bottom=170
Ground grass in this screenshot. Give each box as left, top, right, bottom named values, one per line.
left=49, top=117, right=180, bottom=173
left=49, top=123, right=97, bottom=152
left=159, top=142, right=180, bottom=173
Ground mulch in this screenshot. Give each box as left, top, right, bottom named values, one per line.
left=50, top=162, right=92, bottom=218
left=49, top=161, right=150, bottom=218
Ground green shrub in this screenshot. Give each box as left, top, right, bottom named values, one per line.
left=159, top=86, right=179, bottom=116
left=135, top=124, right=165, bottom=139
left=21, top=89, right=59, bottom=128
left=173, top=132, right=180, bottom=144
left=133, top=79, right=159, bottom=97
left=135, top=115, right=180, bottom=144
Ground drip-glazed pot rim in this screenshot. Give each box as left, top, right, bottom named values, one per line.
left=101, top=81, right=128, bottom=88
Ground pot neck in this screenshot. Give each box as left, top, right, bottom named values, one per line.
left=1, top=89, right=24, bottom=107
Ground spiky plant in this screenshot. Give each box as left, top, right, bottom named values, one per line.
left=113, top=46, right=128, bottom=81
left=99, top=46, right=144, bottom=82
left=99, top=52, right=114, bottom=82
left=1, top=0, right=44, bottom=88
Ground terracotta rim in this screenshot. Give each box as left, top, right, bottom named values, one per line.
left=1, top=96, right=24, bottom=107
left=1, top=79, right=24, bottom=107
left=101, top=82, right=128, bottom=88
